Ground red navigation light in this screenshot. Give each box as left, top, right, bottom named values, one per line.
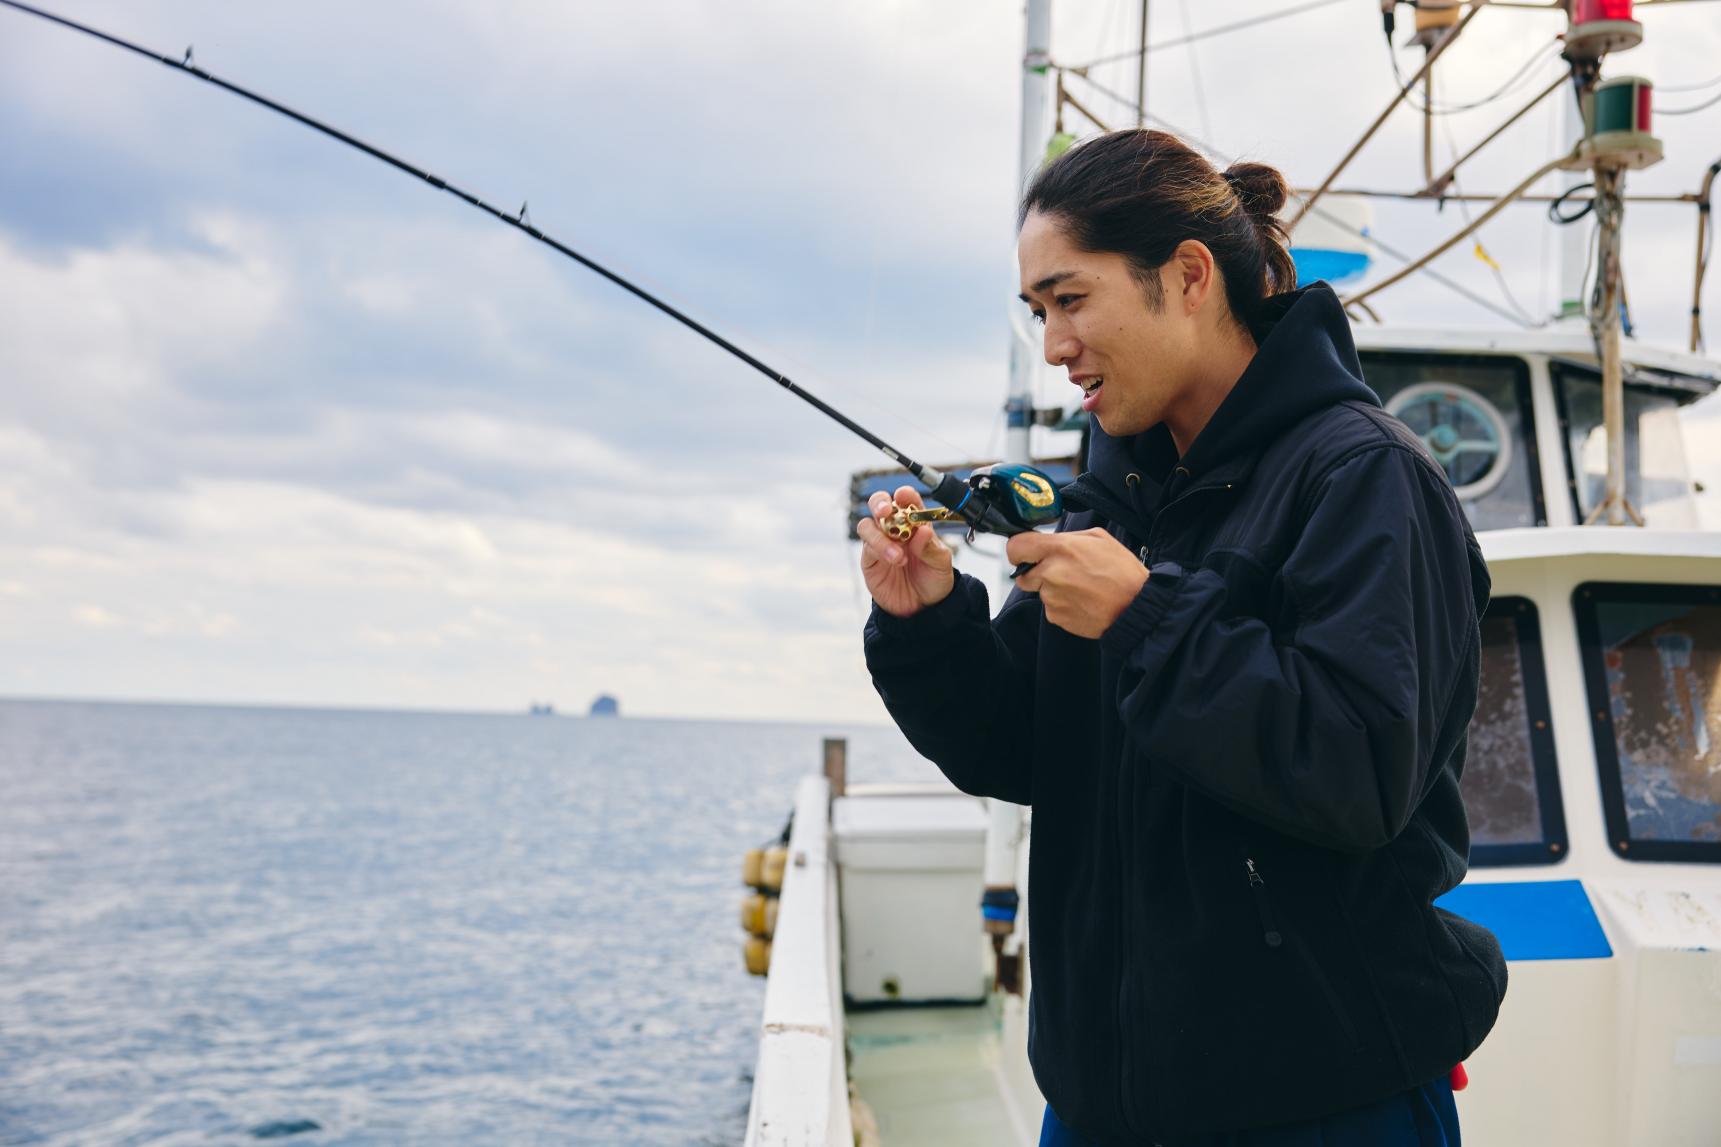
left=1573, top=0, right=1634, bottom=20
left=1566, top=0, right=1642, bottom=60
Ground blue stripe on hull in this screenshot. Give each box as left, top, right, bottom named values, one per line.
left=1435, top=879, right=1614, bottom=960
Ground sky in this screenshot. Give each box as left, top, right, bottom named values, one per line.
left=2, top=0, right=1719, bottom=722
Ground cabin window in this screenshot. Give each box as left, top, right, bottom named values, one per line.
left=1360, top=352, right=1545, bottom=531
left=1466, top=597, right=1568, bottom=866
left=1574, top=583, right=1721, bottom=862
left=1552, top=365, right=1698, bottom=528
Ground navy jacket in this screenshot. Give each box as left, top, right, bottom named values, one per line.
left=864, top=284, right=1506, bottom=1143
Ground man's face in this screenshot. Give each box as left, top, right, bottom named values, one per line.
left=1017, top=210, right=1200, bottom=438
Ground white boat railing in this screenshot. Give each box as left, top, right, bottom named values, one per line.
left=743, top=774, right=853, bottom=1147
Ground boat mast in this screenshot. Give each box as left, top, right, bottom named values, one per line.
left=1595, top=161, right=1634, bottom=524
left=983, top=0, right=1055, bottom=992
left=1557, top=84, right=1591, bottom=321
left=1005, top=0, right=1054, bottom=474
left=1136, top=1, right=1149, bottom=128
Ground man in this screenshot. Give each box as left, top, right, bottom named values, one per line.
left=858, top=130, right=1504, bottom=1147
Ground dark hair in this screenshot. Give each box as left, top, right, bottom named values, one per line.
left=1019, top=129, right=1297, bottom=333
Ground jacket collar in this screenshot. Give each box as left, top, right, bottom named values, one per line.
left=1066, top=282, right=1377, bottom=533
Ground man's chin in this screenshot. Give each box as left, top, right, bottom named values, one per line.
left=1094, top=410, right=1151, bottom=437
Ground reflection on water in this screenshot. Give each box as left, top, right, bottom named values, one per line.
left=0, top=700, right=936, bottom=1146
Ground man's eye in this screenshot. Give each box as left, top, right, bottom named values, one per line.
left=1055, top=294, right=1082, bottom=308
left=1030, top=310, right=1046, bottom=325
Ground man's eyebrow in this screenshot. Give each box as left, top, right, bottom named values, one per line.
left=1018, top=271, right=1077, bottom=303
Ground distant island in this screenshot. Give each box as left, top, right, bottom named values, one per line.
left=527, top=702, right=555, bottom=716
left=588, top=695, right=620, bottom=718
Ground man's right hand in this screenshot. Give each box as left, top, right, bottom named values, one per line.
left=857, top=487, right=955, bottom=618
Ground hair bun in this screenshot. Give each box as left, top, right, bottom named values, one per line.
left=1222, top=162, right=1288, bottom=222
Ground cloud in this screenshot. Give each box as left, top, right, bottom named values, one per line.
left=72, top=605, right=121, bottom=629
left=1, top=0, right=1718, bottom=719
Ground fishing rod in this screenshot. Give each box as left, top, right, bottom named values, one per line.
left=0, top=0, right=1063, bottom=555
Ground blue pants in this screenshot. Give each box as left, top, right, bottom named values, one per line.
left=1039, top=1075, right=1459, bottom=1147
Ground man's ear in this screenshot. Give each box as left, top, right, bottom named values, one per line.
left=1173, top=240, right=1216, bottom=314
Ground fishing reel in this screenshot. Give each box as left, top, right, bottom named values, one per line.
left=880, top=463, right=1064, bottom=544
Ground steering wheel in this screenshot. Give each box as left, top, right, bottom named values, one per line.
left=1384, top=382, right=1513, bottom=500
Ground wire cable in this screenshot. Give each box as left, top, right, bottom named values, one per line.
left=1343, top=150, right=1579, bottom=312
left=1548, top=181, right=1597, bottom=225
left=1660, top=87, right=1721, bottom=116
left=1065, top=0, right=1351, bottom=70
left=1660, top=70, right=1721, bottom=94
left=1175, top=0, right=1214, bottom=144
left=1389, top=38, right=1561, bottom=116
left=1440, top=118, right=1546, bottom=326
left=1062, top=69, right=1541, bottom=328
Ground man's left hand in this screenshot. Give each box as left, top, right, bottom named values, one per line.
left=1006, top=528, right=1149, bottom=639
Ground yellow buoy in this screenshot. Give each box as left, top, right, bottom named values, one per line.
left=760, top=846, right=787, bottom=892
left=742, top=848, right=764, bottom=889
left=739, top=892, right=779, bottom=938
left=744, top=936, right=772, bottom=976
left=741, top=892, right=763, bottom=935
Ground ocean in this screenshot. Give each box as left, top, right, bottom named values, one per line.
left=0, top=699, right=940, bottom=1146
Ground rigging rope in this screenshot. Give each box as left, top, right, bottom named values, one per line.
left=1342, top=149, right=1583, bottom=313
left=1439, top=118, right=1547, bottom=327
left=1062, top=69, right=1541, bottom=329
left=1175, top=0, right=1214, bottom=144
left=1064, top=0, right=1351, bottom=71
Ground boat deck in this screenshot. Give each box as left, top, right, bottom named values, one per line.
left=846, top=998, right=1035, bottom=1146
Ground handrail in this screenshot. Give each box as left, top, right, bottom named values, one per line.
left=743, top=775, right=852, bottom=1147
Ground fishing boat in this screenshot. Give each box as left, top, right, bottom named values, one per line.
left=738, top=3, right=1721, bottom=1144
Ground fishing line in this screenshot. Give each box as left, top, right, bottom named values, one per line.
left=0, top=0, right=1045, bottom=539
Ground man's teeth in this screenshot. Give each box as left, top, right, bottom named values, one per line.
left=1083, top=378, right=1103, bottom=396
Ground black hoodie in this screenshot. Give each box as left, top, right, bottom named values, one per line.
left=864, top=283, right=1506, bottom=1144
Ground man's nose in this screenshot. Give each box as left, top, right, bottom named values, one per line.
left=1043, top=321, right=1079, bottom=367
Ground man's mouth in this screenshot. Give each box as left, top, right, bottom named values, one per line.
left=1076, top=376, right=1104, bottom=413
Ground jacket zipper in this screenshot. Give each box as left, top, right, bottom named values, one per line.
left=1115, top=741, right=1140, bottom=1134
left=1143, top=482, right=1236, bottom=565
left=1081, top=472, right=1239, bottom=1136
left=1244, top=856, right=1283, bottom=948
left=1244, top=852, right=1361, bottom=1046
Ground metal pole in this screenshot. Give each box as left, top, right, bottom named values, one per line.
left=1009, top=0, right=1053, bottom=475
left=982, top=0, right=1052, bottom=960
left=1594, top=165, right=1630, bottom=526
left=1423, top=65, right=1436, bottom=188
left=1137, top=0, right=1149, bottom=127
left=1557, top=70, right=1594, bottom=322
left=1693, top=160, right=1718, bottom=353
left=822, top=738, right=847, bottom=799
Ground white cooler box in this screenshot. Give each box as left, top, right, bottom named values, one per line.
left=832, top=789, right=990, bottom=1006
